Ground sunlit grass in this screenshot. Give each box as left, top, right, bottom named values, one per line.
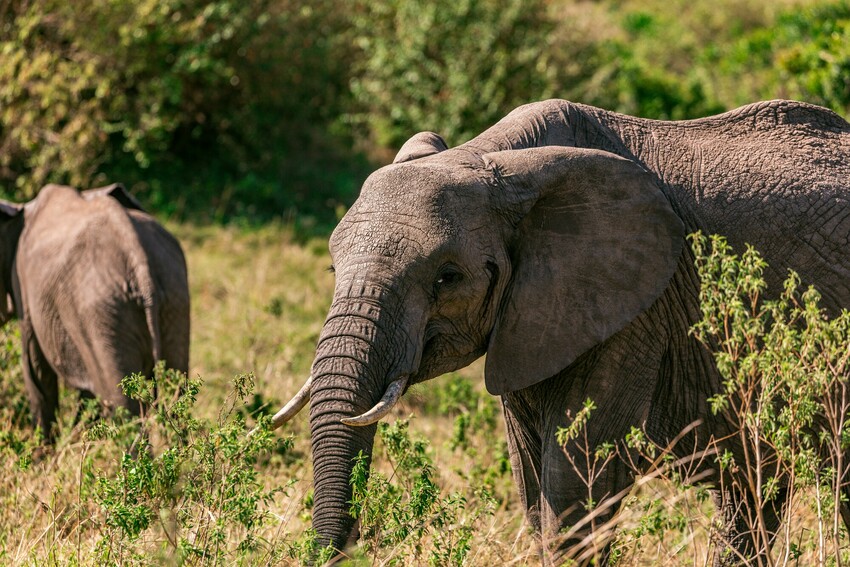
left=0, top=223, right=535, bottom=565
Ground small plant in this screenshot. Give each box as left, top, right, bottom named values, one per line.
left=691, top=232, right=850, bottom=564
left=348, top=419, right=496, bottom=565
left=557, top=398, right=617, bottom=517
left=554, top=399, right=707, bottom=565
left=285, top=528, right=337, bottom=566
left=90, top=366, right=293, bottom=564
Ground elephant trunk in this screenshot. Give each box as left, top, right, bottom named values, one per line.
left=308, top=292, right=409, bottom=552
left=309, top=381, right=376, bottom=551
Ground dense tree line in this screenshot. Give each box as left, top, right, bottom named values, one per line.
left=0, top=0, right=848, bottom=223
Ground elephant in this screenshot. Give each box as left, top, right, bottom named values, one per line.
left=0, top=183, right=190, bottom=441
left=267, top=99, right=850, bottom=563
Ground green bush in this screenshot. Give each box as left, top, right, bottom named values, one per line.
left=2, top=0, right=848, bottom=225
left=690, top=233, right=850, bottom=562
left=347, top=0, right=556, bottom=148
left=551, top=234, right=850, bottom=563
left=0, top=0, right=365, bottom=223
left=694, top=1, right=850, bottom=112
left=91, top=367, right=293, bottom=564
left=774, top=3, right=850, bottom=114
left=0, top=356, right=297, bottom=564
left=348, top=419, right=497, bottom=565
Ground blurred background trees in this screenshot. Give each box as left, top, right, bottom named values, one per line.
left=0, top=0, right=847, bottom=225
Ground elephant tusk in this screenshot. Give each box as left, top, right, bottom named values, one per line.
left=249, top=376, right=312, bottom=436
left=341, top=376, right=408, bottom=426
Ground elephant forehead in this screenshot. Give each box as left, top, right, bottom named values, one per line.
left=358, top=163, right=468, bottom=209
left=332, top=165, right=474, bottom=258
left=333, top=205, right=456, bottom=260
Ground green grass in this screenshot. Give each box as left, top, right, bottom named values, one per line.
left=0, top=223, right=536, bottom=565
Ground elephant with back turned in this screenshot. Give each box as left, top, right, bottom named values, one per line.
left=269, top=99, right=850, bottom=563
left=0, top=183, right=189, bottom=441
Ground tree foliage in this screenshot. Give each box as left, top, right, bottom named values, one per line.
left=0, top=0, right=847, bottom=222
left=348, top=0, right=555, bottom=148
left=0, top=0, right=360, bottom=221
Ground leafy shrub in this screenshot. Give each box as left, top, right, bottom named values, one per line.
left=0, top=0, right=365, bottom=223
left=552, top=234, right=850, bottom=564
left=0, top=352, right=297, bottom=564
left=560, top=20, right=725, bottom=120
left=3, top=0, right=848, bottom=227
left=348, top=0, right=556, bottom=148
left=348, top=419, right=497, bottom=565
left=90, top=367, right=292, bottom=564
left=774, top=2, right=850, bottom=114
left=699, top=1, right=850, bottom=112
left=690, top=233, right=850, bottom=562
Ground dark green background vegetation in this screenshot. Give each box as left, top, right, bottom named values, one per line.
left=1, top=0, right=848, bottom=228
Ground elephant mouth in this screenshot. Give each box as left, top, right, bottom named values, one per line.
left=409, top=326, right=483, bottom=387
left=408, top=333, right=438, bottom=387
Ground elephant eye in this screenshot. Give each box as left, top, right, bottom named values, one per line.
left=435, top=266, right=463, bottom=288
left=327, top=264, right=335, bottom=274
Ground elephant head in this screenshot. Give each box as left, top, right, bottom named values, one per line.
left=270, top=133, right=685, bottom=551
left=80, top=182, right=145, bottom=210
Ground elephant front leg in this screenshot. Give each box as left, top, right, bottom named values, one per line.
left=20, top=322, right=59, bottom=442
left=503, top=390, right=634, bottom=566
left=538, top=433, right=634, bottom=566
left=711, top=485, right=787, bottom=566
left=502, top=395, right=543, bottom=537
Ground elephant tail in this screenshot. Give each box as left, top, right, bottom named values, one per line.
left=144, top=294, right=162, bottom=366
left=132, top=260, right=163, bottom=368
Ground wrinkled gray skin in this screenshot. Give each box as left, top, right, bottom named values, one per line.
left=0, top=184, right=189, bottom=441
left=305, top=99, right=850, bottom=564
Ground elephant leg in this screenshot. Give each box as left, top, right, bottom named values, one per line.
left=20, top=321, right=59, bottom=442
left=160, top=301, right=189, bottom=376
left=80, top=301, right=154, bottom=418
left=712, top=485, right=787, bottom=567
left=538, top=429, right=633, bottom=567
left=502, top=393, right=543, bottom=538
left=504, top=391, right=614, bottom=567
left=74, top=389, right=97, bottom=425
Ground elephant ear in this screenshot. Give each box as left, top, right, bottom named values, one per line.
left=82, top=183, right=145, bottom=211
left=393, top=132, right=448, bottom=163
left=0, top=200, right=22, bottom=218
left=483, top=146, right=685, bottom=395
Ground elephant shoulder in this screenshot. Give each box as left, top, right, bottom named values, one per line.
left=712, top=100, right=850, bottom=133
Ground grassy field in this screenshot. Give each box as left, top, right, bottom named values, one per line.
left=0, top=222, right=841, bottom=566
left=0, top=223, right=536, bottom=565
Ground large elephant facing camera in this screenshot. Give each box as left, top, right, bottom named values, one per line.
left=0, top=183, right=189, bottom=441
left=269, top=99, right=850, bottom=563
